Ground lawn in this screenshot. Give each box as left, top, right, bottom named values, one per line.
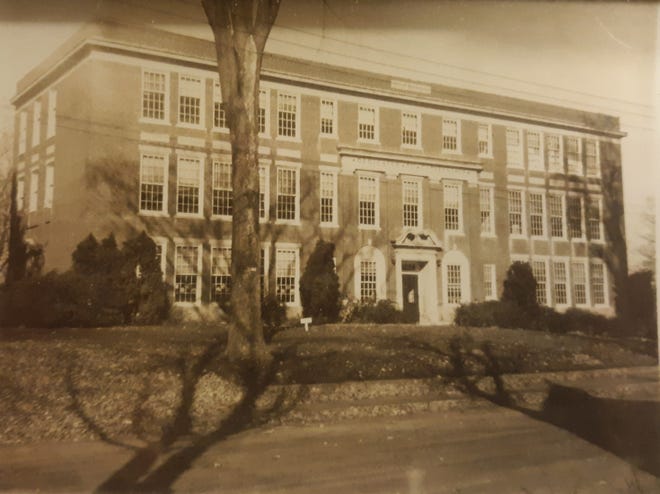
left=0, top=322, right=656, bottom=445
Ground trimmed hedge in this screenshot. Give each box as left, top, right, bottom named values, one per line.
left=340, top=298, right=405, bottom=324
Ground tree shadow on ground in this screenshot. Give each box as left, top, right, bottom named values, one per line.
left=446, top=336, right=660, bottom=479
left=64, top=335, right=308, bottom=493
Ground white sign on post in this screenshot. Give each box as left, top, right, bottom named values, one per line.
left=300, top=317, right=312, bottom=332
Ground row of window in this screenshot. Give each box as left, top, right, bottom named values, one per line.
left=16, top=164, right=55, bottom=213
left=17, top=90, right=57, bottom=155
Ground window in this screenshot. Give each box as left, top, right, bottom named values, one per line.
left=546, top=134, right=562, bottom=172
left=212, top=160, right=232, bottom=217
left=174, top=244, right=200, bottom=303
left=140, top=152, right=168, bottom=213
left=446, top=264, right=462, bottom=304
left=572, top=261, right=587, bottom=305
left=320, top=99, right=336, bottom=136
left=587, top=199, right=602, bottom=241
left=213, top=81, right=227, bottom=129
left=319, top=170, right=337, bottom=225
left=358, top=175, right=378, bottom=227
left=276, top=167, right=298, bottom=221
left=553, top=261, right=568, bottom=305
left=585, top=139, right=599, bottom=176
left=506, top=128, right=522, bottom=167
left=402, top=179, right=421, bottom=228
left=259, top=165, right=269, bottom=220
left=566, top=137, right=582, bottom=175
left=16, top=175, right=24, bottom=211
left=211, top=246, right=232, bottom=303
left=177, top=156, right=202, bottom=215
left=358, top=104, right=377, bottom=141
left=153, top=239, right=167, bottom=280
left=508, top=190, right=524, bottom=235
left=32, top=101, right=41, bottom=147
left=444, top=183, right=461, bottom=232
left=531, top=260, right=548, bottom=305
left=483, top=264, right=496, bottom=301
left=590, top=261, right=606, bottom=305
left=548, top=194, right=565, bottom=238
left=527, top=131, right=542, bottom=170
left=479, top=186, right=493, bottom=235
left=478, top=123, right=491, bottom=156
left=567, top=196, right=583, bottom=239
left=401, top=112, right=419, bottom=147
left=529, top=192, right=545, bottom=237
left=178, top=74, right=202, bottom=125
left=47, top=90, right=57, bottom=138
left=142, top=71, right=167, bottom=121
left=29, top=168, right=39, bottom=212
left=360, top=260, right=377, bottom=301
left=18, top=111, right=27, bottom=155
left=276, top=247, right=298, bottom=304
left=44, top=164, right=54, bottom=209
left=277, top=92, right=298, bottom=138
left=258, top=89, right=268, bottom=135
left=442, top=118, right=459, bottom=152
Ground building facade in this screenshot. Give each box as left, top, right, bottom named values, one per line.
left=11, top=21, right=626, bottom=323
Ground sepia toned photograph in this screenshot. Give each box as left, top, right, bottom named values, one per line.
left=0, top=1, right=658, bottom=492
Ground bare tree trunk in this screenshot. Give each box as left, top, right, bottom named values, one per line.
left=202, top=0, right=280, bottom=364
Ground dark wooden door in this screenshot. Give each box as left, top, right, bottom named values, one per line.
left=402, top=274, right=420, bottom=323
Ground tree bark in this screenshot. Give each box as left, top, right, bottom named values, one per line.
left=202, top=0, right=280, bottom=364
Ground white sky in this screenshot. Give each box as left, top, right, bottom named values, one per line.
left=0, top=0, right=657, bottom=270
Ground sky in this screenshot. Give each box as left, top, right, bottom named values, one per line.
left=0, top=0, right=657, bottom=270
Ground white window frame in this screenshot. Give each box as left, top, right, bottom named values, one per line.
left=567, top=194, right=585, bottom=242
left=141, top=69, right=169, bottom=124
left=320, top=98, right=337, bottom=138
left=44, top=163, right=54, bottom=209
left=28, top=167, right=39, bottom=213
left=32, top=101, right=41, bottom=148
left=258, top=88, right=270, bottom=137
left=506, top=127, right=523, bottom=168
left=276, top=91, right=300, bottom=141
left=139, top=148, right=170, bottom=216
left=442, top=117, right=461, bottom=153
left=259, top=164, right=270, bottom=222
left=47, top=90, right=57, bottom=138
left=177, top=74, right=204, bottom=128
left=571, top=259, right=590, bottom=307
left=531, top=257, right=550, bottom=306
left=210, top=242, right=232, bottom=304
left=589, top=259, right=609, bottom=307
left=483, top=263, right=497, bottom=301
left=443, top=181, right=463, bottom=233
left=176, top=153, right=204, bottom=218
left=173, top=242, right=202, bottom=305
left=275, top=164, right=301, bottom=224
left=507, top=188, right=526, bottom=237
left=477, top=123, right=492, bottom=158
left=401, top=111, right=421, bottom=148
left=585, top=139, right=601, bottom=177
left=357, top=103, right=379, bottom=143
left=319, top=166, right=338, bottom=227
left=479, top=185, right=495, bottom=236
left=548, top=192, right=567, bottom=240
left=526, top=130, right=543, bottom=171
left=402, top=177, right=422, bottom=229
left=212, top=80, right=228, bottom=131
left=354, top=245, right=387, bottom=301
left=528, top=190, right=546, bottom=238
left=18, top=111, right=27, bottom=155
left=587, top=196, right=604, bottom=243
left=275, top=244, right=300, bottom=307
left=552, top=258, right=571, bottom=308
left=566, top=136, right=583, bottom=176
left=545, top=134, right=563, bottom=173
left=358, top=173, right=380, bottom=230
left=211, top=158, right=232, bottom=219
left=442, top=250, right=470, bottom=306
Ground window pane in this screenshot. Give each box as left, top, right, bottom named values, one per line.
left=143, top=71, right=166, bottom=120
left=508, top=190, right=523, bottom=235
left=276, top=249, right=297, bottom=303
left=444, top=184, right=460, bottom=231
left=360, top=260, right=377, bottom=301
left=175, top=245, right=199, bottom=303
left=402, top=179, right=420, bottom=228
left=359, top=176, right=377, bottom=226
left=277, top=167, right=297, bottom=220
left=447, top=264, right=462, bottom=303
left=211, top=247, right=232, bottom=303
left=177, top=157, right=201, bottom=214
left=402, top=112, right=418, bottom=146
left=479, top=187, right=492, bottom=234
left=140, top=153, right=166, bottom=212
left=358, top=105, right=376, bottom=141
left=320, top=171, right=336, bottom=224
left=212, top=160, right=232, bottom=216
left=277, top=93, right=297, bottom=137
left=442, top=119, right=458, bottom=151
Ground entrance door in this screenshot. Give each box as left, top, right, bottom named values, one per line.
left=402, top=274, right=420, bottom=323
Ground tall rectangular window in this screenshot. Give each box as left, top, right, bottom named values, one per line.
left=529, top=192, right=545, bottom=237
left=590, top=261, right=606, bottom=305
left=29, top=168, right=39, bottom=212
left=277, top=92, right=298, bottom=138
left=320, top=99, right=336, bottom=136
left=443, top=183, right=461, bottom=231
left=566, top=137, right=582, bottom=175
left=446, top=264, right=462, bottom=304
left=212, top=160, right=232, bottom=217
left=567, top=196, right=583, bottom=239
left=276, top=167, right=298, bottom=221
left=548, top=194, right=565, bottom=238
left=483, top=264, right=496, bottom=301
left=18, top=111, right=27, bottom=155
left=402, top=179, right=421, bottom=228
left=178, top=75, right=202, bottom=125
left=358, top=104, right=376, bottom=141
left=479, top=186, right=493, bottom=235
left=553, top=261, right=568, bottom=305
left=174, top=245, right=200, bottom=303
left=16, top=175, right=24, bottom=211
left=508, top=190, right=524, bottom=235
left=177, top=156, right=202, bottom=215
left=47, top=90, right=57, bottom=138
left=360, top=260, right=377, bottom=301
left=276, top=248, right=298, bottom=304
left=213, top=81, right=227, bottom=129
left=587, top=199, right=602, bottom=241
left=358, top=175, right=378, bottom=227
left=572, top=262, right=587, bottom=305
left=402, top=112, right=419, bottom=146
left=442, top=118, right=458, bottom=152
left=140, top=152, right=167, bottom=213
left=585, top=139, right=599, bottom=176
left=532, top=260, right=548, bottom=305
left=478, top=123, right=491, bottom=156
left=32, top=101, right=41, bottom=147
left=319, top=170, right=337, bottom=225
left=258, top=89, right=268, bottom=134
left=506, top=128, right=522, bottom=167
left=211, top=246, right=232, bottom=303
left=259, top=165, right=268, bottom=220
left=527, top=131, right=542, bottom=170
left=142, top=71, right=167, bottom=121
left=546, top=134, right=562, bottom=172
left=44, top=164, right=54, bottom=209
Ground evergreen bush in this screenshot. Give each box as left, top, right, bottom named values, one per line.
left=299, top=240, right=340, bottom=323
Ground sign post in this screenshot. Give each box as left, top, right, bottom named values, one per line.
left=300, top=317, right=312, bottom=332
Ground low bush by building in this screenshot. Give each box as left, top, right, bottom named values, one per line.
left=340, top=298, right=405, bottom=324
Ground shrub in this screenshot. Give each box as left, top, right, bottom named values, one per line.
left=501, top=261, right=539, bottom=313
left=340, top=298, right=404, bottom=324
left=299, top=240, right=340, bottom=323
left=622, top=270, right=657, bottom=339
left=455, top=300, right=533, bottom=329
left=261, top=294, right=286, bottom=343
